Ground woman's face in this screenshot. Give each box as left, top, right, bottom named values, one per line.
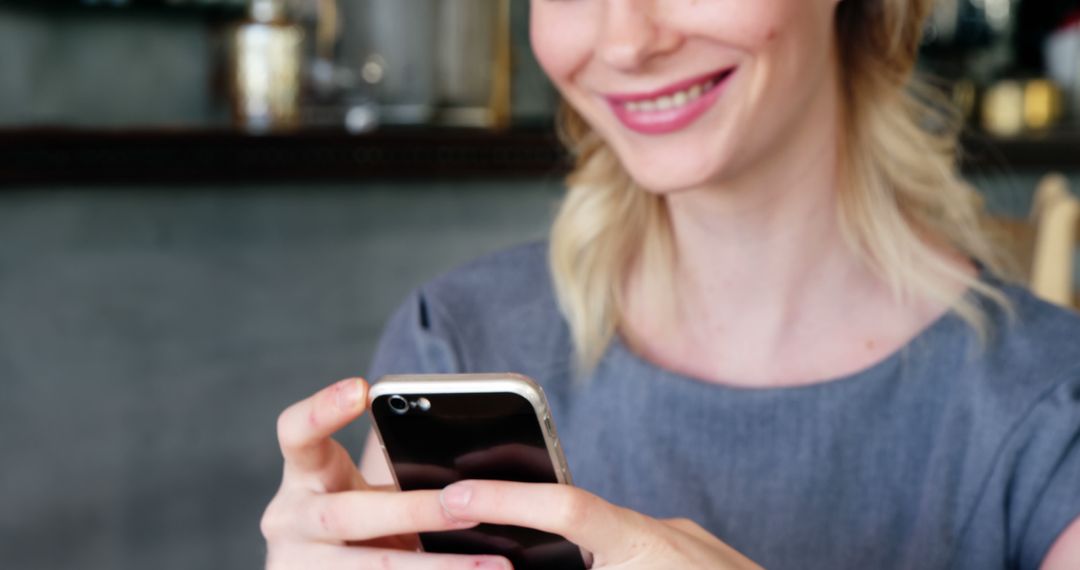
left=530, top=0, right=842, bottom=193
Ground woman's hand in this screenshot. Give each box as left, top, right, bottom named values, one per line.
left=437, top=480, right=765, bottom=570
left=260, top=378, right=513, bottom=570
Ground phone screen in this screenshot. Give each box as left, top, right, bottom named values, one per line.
left=371, top=391, right=588, bottom=570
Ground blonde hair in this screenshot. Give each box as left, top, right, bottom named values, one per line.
left=549, top=0, right=1011, bottom=372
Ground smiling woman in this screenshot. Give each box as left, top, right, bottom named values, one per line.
left=533, top=0, right=842, bottom=193
left=261, top=1, right=1080, bottom=569
left=539, top=0, right=1004, bottom=372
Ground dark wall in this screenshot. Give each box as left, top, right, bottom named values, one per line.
left=0, top=180, right=560, bottom=570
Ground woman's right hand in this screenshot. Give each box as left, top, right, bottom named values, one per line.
left=260, top=378, right=514, bottom=570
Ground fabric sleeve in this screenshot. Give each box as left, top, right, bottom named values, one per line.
left=366, top=288, right=462, bottom=381
left=1013, top=375, right=1080, bottom=570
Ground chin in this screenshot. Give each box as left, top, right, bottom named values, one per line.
left=628, top=171, right=709, bottom=195
left=587, top=114, right=740, bottom=194
left=617, top=147, right=733, bottom=195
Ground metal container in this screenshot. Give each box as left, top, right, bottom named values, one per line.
left=435, top=0, right=511, bottom=128
left=229, top=0, right=304, bottom=133
left=362, top=0, right=439, bottom=124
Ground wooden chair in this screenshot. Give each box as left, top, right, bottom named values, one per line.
left=983, top=173, right=1079, bottom=309
left=1029, top=173, right=1079, bottom=308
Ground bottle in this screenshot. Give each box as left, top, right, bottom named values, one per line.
left=229, top=0, right=304, bottom=133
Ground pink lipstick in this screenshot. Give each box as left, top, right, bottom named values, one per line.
left=605, top=67, right=736, bottom=135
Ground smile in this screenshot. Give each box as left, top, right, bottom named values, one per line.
left=603, top=68, right=736, bottom=135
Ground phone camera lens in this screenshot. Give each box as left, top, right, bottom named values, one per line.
left=388, top=395, right=409, bottom=415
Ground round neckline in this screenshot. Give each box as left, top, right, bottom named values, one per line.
left=603, top=284, right=985, bottom=396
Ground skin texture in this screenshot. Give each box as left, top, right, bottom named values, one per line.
left=261, top=0, right=1080, bottom=567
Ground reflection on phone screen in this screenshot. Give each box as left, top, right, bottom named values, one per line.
left=372, top=392, right=588, bottom=570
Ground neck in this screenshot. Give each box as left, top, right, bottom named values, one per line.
left=622, top=77, right=918, bottom=386
left=669, top=152, right=868, bottom=339
left=663, top=74, right=861, bottom=330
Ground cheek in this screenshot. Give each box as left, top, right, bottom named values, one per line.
left=755, top=2, right=836, bottom=90
left=665, top=0, right=793, bottom=47
left=529, top=3, right=596, bottom=89
left=673, top=0, right=833, bottom=90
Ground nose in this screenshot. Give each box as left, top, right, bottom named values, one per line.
left=598, top=0, right=683, bottom=70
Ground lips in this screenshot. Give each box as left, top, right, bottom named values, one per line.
left=603, top=67, right=736, bottom=135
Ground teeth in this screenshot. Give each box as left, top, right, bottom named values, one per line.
left=623, top=76, right=718, bottom=113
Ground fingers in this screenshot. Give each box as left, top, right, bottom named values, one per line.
left=267, top=543, right=512, bottom=570
left=277, top=378, right=368, bottom=485
left=293, top=490, right=481, bottom=543
left=359, top=430, right=395, bottom=486
left=437, top=480, right=642, bottom=556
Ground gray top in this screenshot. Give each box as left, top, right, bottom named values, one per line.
left=367, top=241, right=1080, bottom=570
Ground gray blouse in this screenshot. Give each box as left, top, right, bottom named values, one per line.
left=366, top=241, right=1080, bottom=570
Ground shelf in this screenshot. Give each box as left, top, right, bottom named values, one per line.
left=0, top=0, right=245, bottom=18
left=0, top=127, right=571, bottom=186
left=959, top=129, right=1080, bottom=175
left=0, top=126, right=1076, bottom=187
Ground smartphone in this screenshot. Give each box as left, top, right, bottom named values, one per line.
left=369, top=373, right=590, bottom=570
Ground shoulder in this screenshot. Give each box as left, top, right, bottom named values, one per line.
left=982, top=281, right=1080, bottom=391
left=917, top=278, right=1080, bottom=440
left=949, top=278, right=1080, bottom=466
left=386, top=241, right=569, bottom=374
left=419, top=240, right=554, bottom=320
left=973, top=282, right=1080, bottom=570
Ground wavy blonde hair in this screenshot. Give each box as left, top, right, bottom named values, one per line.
left=549, top=0, right=1011, bottom=372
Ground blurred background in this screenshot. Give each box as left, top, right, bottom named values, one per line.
left=0, top=1, right=1078, bottom=569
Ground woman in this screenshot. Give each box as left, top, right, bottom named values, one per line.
left=261, top=0, right=1080, bottom=568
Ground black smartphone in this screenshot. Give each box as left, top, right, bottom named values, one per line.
left=369, top=373, right=590, bottom=570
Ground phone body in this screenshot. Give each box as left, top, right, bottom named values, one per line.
left=369, top=373, right=590, bottom=570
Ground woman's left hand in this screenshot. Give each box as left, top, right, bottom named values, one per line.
left=438, top=480, right=764, bottom=569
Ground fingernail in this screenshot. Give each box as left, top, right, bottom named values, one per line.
left=334, top=378, right=366, bottom=412
left=440, top=483, right=472, bottom=509
left=475, top=558, right=510, bottom=570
